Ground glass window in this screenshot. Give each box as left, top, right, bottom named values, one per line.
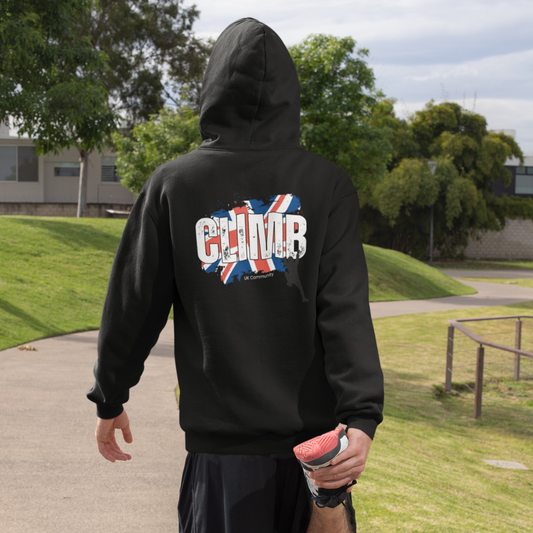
left=515, top=175, right=533, bottom=195
left=101, top=156, right=120, bottom=182
left=527, top=167, right=533, bottom=175
left=0, top=146, right=17, bottom=181
left=18, top=146, right=38, bottom=182
left=54, top=162, right=80, bottom=176
left=516, top=166, right=526, bottom=174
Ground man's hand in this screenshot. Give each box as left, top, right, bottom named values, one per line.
left=95, top=410, right=133, bottom=463
left=309, top=428, right=372, bottom=491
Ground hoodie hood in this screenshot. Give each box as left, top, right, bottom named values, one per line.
left=199, top=18, right=301, bottom=149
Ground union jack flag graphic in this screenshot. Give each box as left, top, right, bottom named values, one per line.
left=195, top=194, right=306, bottom=284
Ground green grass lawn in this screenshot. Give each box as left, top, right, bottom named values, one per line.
left=0, top=216, right=127, bottom=350
left=365, top=245, right=476, bottom=301
left=357, top=301, right=533, bottom=532
left=0, top=216, right=474, bottom=350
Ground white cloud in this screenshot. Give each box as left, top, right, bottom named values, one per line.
left=373, top=49, right=533, bottom=102
left=409, top=65, right=480, bottom=82
left=192, top=0, right=533, bottom=54
left=190, top=0, right=533, bottom=152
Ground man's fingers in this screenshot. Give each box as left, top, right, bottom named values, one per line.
left=331, top=446, right=354, bottom=465
left=97, top=440, right=117, bottom=463
left=311, top=456, right=365, bottom=481
left=106, top=437, right=132, bottom=461
left=121, top=425, right=133, bottom=444
left=98, top=439, right=132, bottom=462
left=311, top=468, right=364, bottom=488
left=310, top=451, right=367, bottom=488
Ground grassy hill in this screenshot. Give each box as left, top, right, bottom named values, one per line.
left=365, top=244, right=475, bottom=301
left=0, top=216, right=472, bottom=350
left=0, top=217, right=127, bottom=351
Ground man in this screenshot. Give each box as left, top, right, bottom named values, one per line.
left=88, top=18, right=383, bottom=533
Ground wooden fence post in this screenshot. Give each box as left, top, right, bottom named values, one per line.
left=474, top=345, right=484, bottom=419
left=446, top=325, right=454, bottom=393
left=514, top=319, right=522, bottom=381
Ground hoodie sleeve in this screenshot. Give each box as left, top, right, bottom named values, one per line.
left=316, top=187, right=384, bottom=440
left=87, top=191, right=175, bottom=419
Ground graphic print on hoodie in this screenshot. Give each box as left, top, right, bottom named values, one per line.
left=195, top=193, right=307, bottom=291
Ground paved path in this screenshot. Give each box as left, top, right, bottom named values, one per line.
left=2, top=270, right=533, bottom=532
left=0, top=323, right=181, bottom=533
left=440, top=269, right=533, bottom=279
left=370, top=279, right=533, bottom=319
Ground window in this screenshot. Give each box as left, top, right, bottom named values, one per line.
left=0, top=146, right=16, bottom=181
left=54, top=162, right=80, bottom=176
left=101, top=156, right=120, bottom=182
left=0, top=146, right=38, bottom=182
left=515, top=166, right=533, bottom=194
left=516, top=175, right=533, bottom=194
left=515, top=166, right=533, bottom=175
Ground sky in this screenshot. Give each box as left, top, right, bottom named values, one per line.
left=191, top=0, right=533, bottom=152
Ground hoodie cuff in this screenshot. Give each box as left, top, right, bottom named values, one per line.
left=346, top=418, right=379, bottom=440
left=96, top=404, right=124, bottom=420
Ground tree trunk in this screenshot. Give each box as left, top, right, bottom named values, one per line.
left=77, top=149, right=89, bottom=218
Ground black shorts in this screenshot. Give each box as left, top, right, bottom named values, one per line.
left=178, top=452, right=356, bottom=533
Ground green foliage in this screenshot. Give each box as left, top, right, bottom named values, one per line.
left=361, top=101, right=525, bottom=258
left=373, top=158, right=440, bottom=223
left=0, top=216, right=126, bottom=350
left=0, top=0, right=116, bottom=155
left=116, top=34, right=393, bottom=195
left=370, top=97, right=419, bottom=169
left=77, top=0, right=212, bottom=127
left=113, top=107, right=201, bottom=195
left=289, top=35, right=392, bottom=190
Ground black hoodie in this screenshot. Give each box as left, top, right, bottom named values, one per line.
left=87, top=18, right=384, bottom=455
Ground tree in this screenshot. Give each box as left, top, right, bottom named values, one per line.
left=113, top=107, right=201, bottom=195
left=289, top=35, right=392, bottom=191
left=78, top=0, right=212, bottom=128
left=114, top=34, right=392, bottom=196
left=360, top=100, right=525, bottom=258
left=0, top=0, right=117, bottom=217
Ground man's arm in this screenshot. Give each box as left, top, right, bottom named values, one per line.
left=87, top=188, right=175, bottom=419
left=316, top=187, right=384, bottom=440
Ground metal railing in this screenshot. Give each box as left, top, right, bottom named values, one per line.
left=446, top=316, right=533, bottom=418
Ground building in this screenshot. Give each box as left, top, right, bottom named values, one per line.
left=464, top=152, right=533, bottom=260
left=0, top=122, right=134, bottom=217
left=491, top=153, right=533, bottom=199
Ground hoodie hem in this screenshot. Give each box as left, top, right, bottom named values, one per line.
left=185, top=428, right=335, bottom=455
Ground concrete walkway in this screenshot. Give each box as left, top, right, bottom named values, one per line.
left=440, top=269, right=533, bottom=279
left=371, top=279, right=533, bottom=319
left=0, top=323, right=182, bottom=533
left=2, top=270, right=533, bottom=532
